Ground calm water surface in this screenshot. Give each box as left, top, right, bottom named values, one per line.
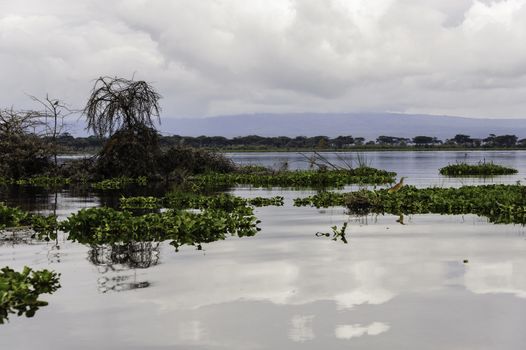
left=228, top=150, right=526, bottom=187
left=2, top=151, right=526, bottom=349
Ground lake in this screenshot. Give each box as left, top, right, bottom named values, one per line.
left=2, top=151, right=526, bottom=349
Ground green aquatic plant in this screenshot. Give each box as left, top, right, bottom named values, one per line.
left=91, top=176, right=148, bottom=190
left=0, top=203, right=30, bottom=229
left=190, top=167, right=395, bottom=189
left=60, top=206, right=261, bottom=251
left=293, top=191, right=346, bottom=208
left=344, top=190, right=380, bottom=215
left=0, top=203, right=58, bottom=240
left=246, top=196, right=285, bottom=207
left=29, top=214, right=59, bottom=241
left=120, top=196, right=161, bottom=210
left=0, top=176, right=72, bottom=188
left=164, top=192, right=284, bottom=211
left=0, top=266, right=61, bottom=324
left=294, top=185, right=526, bottom=225
left=439, top=161, right=518, bottom=176
left=316, top=223, right=349, bottom=243
left=14, top=176, right=71, bottom=188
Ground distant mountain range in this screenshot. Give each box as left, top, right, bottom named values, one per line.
left=157, top=113, right=526, bottom=140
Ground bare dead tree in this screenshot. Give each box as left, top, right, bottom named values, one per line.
left=29, top=94, right=74, bottom=167
left=83, top=76, right=161, bottom=137
left=0, top=109, right=53, bottom=178
left=0, top=108, right=43, bottom=135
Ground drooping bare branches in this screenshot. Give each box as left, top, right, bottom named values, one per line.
left=84, top=76, right=162, bottom=137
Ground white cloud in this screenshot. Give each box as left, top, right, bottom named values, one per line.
left=1, top=0, right=526, bottom=121
left=334, top=322, right=390, bottom=339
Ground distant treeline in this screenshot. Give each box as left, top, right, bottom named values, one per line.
left=55, top=133, right=526, bottom=152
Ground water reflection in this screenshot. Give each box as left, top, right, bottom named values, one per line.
left=228, top=150, right=526, bottom=187
left=289, top=315, right=315, bottom=342
left=465, top=261, right=526, bottom=298
left=3, top=152, right=526, bottom=347
left=334, top=322, right=390, bottom=339
left=88, top=242, right=160, bottom=269
left=0, top=228, right=38, bottom=246
left=88, top=242, right=160, bottom=293
left=2, top=210, right=526, bottom=348
left=96, top=272, right=151, bottom=293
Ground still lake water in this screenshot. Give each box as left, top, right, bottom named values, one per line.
left=2, top=151, right=526, bottom=349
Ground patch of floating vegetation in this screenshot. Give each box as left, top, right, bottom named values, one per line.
left=439, top=162, right=518, bottom=176
left=61, top=207, right=260, bottom=251
left=0, top=203, right=58, bottom=240
left=0, top=266, right=61, bottom=324
left=0, top=175, right=150, bottom=191
left=0, top=167, right=396, bottom=192
left=316, top=222, right=349, bottom=244
left=91, top=176, right=148, bottom=190
left=164, top=192, right=284, bottom=210
left=0, top=176, right=72, bottom=188
left=1, top=192, right=284, bottom=251
left=190, top=167, right=396, bottom=189
left=294, top=185, right=526, bottom=224
left=120, top=196, right=161, bottom=211
left=119, top=193, right=284, bottom=212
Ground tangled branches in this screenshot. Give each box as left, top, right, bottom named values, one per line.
left=84, top=76, right=161, bottom=137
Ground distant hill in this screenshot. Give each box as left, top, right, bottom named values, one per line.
left=158, top=113, right=526, bottom=140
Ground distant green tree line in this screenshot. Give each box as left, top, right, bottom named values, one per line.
left=54, top=133, right=526, bottom=152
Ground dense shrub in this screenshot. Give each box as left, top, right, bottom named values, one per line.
left=0, top=133, right=53, bottom=178
left=95, top=126, right=161, bottom=178
left=157, top=146, right=236, bottom=179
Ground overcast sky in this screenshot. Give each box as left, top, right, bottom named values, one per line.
left=1, top=0, right=526, bottom=120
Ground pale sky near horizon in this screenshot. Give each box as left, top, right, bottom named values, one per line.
left=1, top=0, right=526, bottom=119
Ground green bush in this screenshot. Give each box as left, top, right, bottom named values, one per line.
left=158, top=146, right=236, bottom=178
left=0, top=133, right=53, bottom=179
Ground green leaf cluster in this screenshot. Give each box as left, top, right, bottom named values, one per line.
left=0, top=203, right=58, bottom=240
left=120, top=196, right=161, bottom=210
left=164, top=192, right=284, bottom=211
left=91, top=176, right=148, bottom=190
left=60, top=206, right=261, bottom=251
left=0, top=266, right=61, bottom=324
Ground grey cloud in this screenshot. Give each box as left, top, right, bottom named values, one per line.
left=1, top=0, right=526, bottom=121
